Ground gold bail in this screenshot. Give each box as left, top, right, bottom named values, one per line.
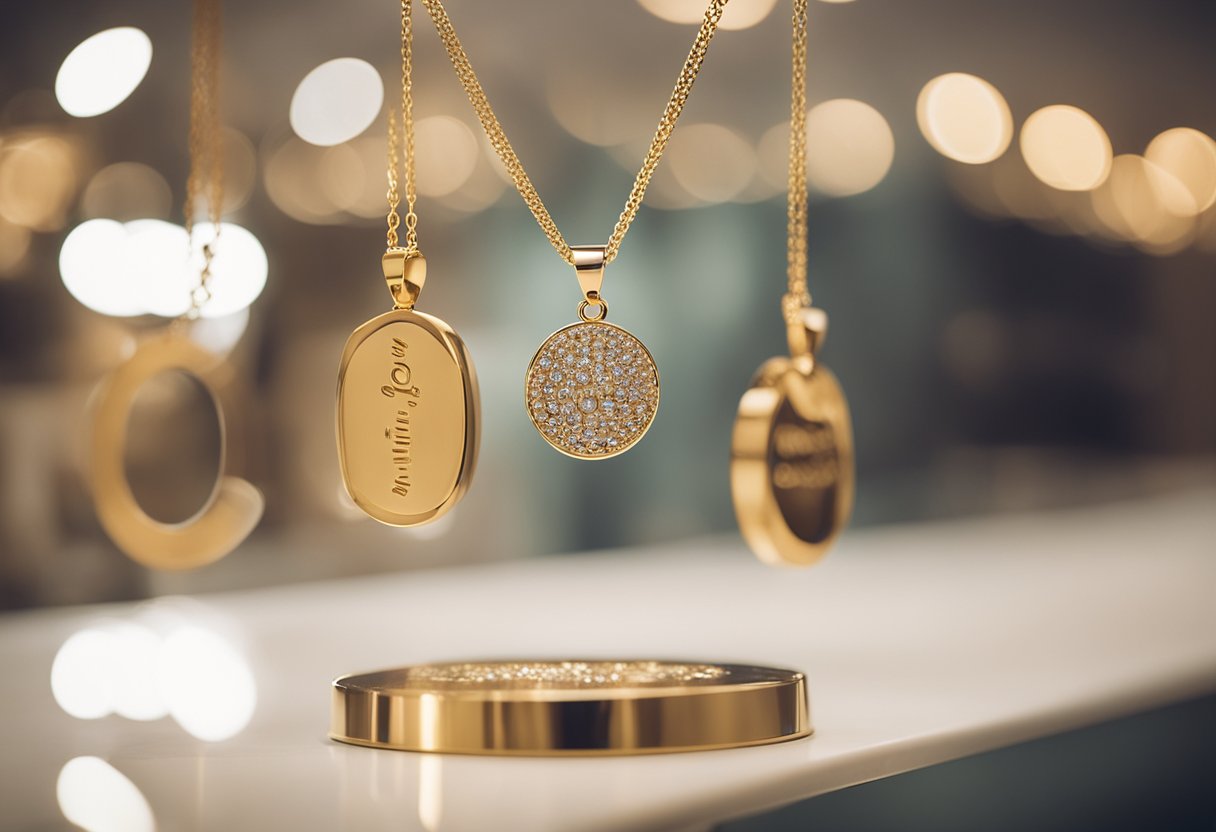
left=572, top=245, right=607, bottom=302
left=384, top=248, right=427, bottom=309
left=787, top=306, right=828, bottom=362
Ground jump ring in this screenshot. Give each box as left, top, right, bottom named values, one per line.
left=577, top=297, right=608, bottom=322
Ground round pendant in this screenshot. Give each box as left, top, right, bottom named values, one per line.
left=525, top=320, right=659, bottom=459
left=730, top=356, right=854, bottom=567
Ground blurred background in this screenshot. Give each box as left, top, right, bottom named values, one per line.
left=0, top=0, right=1213, bottom=609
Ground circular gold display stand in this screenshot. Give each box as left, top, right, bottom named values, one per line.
left=330, top=660, right=810, bottom=756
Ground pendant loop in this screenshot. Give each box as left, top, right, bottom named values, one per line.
left=571, top=244, right=607, bottom=303
left=384, top=248, right=427, bottom=309
left=577, top=297, right=609, bottom=322
left=786, top=306, right=828, bottom=368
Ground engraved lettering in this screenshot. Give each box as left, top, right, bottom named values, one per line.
left=383, top=335, right=423, bottom=499
left=772, top=423, right=838, bottom=492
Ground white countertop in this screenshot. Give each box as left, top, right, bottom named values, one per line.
left=2, top=489, right=1214, bottom=831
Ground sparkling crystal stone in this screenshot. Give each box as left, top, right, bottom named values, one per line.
left=527, top=322, right=658, bottom=457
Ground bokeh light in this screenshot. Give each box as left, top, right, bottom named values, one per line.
left=635, top=0, right=779, bottom=30
left=51, top=615, right=258, bottom=742
left=1091, top=154, right=1197, bottom=253
left=1020, top=105, right=1112, bottom=191
left=667, top=123, right=756, bottom=203
left=548, top=74, right=655, bottom=147
left=917, top=73, right=1013, bottom=164
left=318, top=142, right=367, bottom=213
left=1145, top=127, right=1216, bottom=215
left=55, top=27, right=152, bottom=118
left=264, top=136, right=343, bottom=224
left=57, top=757, right=155, bottom=832
left=82, top=162, right=173, bottom=221
left=290, top=58, right=384, bottom=147
left=159, top=626, right=257, bottom=741
left=189, top=222, right=269, bottom=318
left=59, top=219, right=145, bottom=317
left=60, top=219, right=268, bottom=318
left=189, top=308, right=251, bottom=356
left=51, top=627, right=122, bottom=719
left=0, top=217, right=32, bottom=276
left=415, top=116, right=479, bottom=198
left=0, top=135, right=79, bottom=230
left=221, top=128, right=258, bottom=213
left=805, top=99, right=894, bottom=197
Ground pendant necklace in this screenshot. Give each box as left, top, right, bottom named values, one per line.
left=89, top=0, right=264, bottom=569
left=336, top=0, right=480, bottom=526
left=730, top=0, right=854, bottom=567
left=419, top=0, right=729, bottom=459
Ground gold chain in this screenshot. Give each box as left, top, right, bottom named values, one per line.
left=386, top=0, right=419, bottom=252
left=419, top=0, right=728, bottom=267
left=183, top=0, right=224, bottom=318
left=782, top=0, right=810, bottom=323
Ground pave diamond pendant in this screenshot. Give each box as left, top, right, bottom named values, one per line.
left=524, top=246, right=659, bottom=460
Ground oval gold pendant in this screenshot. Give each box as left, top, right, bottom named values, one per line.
left=730, top=356, right=854, bottom=567
left=89, top=332, right=264, bottom=570
left=525, top=320, right=659, bottom=459
left=337, top=308, right=479, bottom=526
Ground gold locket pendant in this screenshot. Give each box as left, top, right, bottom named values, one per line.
left=730, top=308, right=854, bottom=567
left=90, top=330, right=264, bottom=569
left=525, top=246, right=659, bottom=460
left=337, top=249, right=480, bottom=526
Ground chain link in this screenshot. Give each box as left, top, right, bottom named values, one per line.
left=386, top=0, right=420, bottom=251
left=419, top=0, right=728, bottom=266
left=183, top=0, right=224, bottom=320
left=782, top=0, right=811, bottom=322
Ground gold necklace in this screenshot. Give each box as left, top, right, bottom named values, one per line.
left=336, top=0, right=480, bottom=527
left=420, top=0, right=729, bottom=459
left=89, top=0, right=264, bottom=569
left=730, top=0, right=854, bottom=567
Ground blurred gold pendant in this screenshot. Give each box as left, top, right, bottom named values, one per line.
left=337, top=250, right=479, bottom=526
left=524, top=246, right=659, bottom=459
left=731, top=308, right=854, bottom=567
left=89, top=331, right=264, bottom=570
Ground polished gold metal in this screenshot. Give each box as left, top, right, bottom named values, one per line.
left=526, top=319, right=659, bottom=459
left=337, top=307, right=478, bottom=526
left=730, top=0, right=854, bottom=567
left=337, top=0, right=480, bottom=526
left=731, top=342, right=854, bottom=568
left=89, top=332, right=264, bottom=570
left=419, top=0, right=728, bottom=266
left=571, top=244, right=607, bottom=303
left=331, top=660, right=810, bottom=756
left=383, top=247, right=427, bottom=310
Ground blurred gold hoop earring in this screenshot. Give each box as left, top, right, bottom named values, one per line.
left=90, top=332, right=263, bottom=570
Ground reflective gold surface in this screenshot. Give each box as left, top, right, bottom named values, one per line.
left=331, top=660, right=810, bottom=755
left=89, top=331, right=264, bottom=569
left=336, top=302, right=479, bottom=527
left=731, top=312, right=854, bottom=566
